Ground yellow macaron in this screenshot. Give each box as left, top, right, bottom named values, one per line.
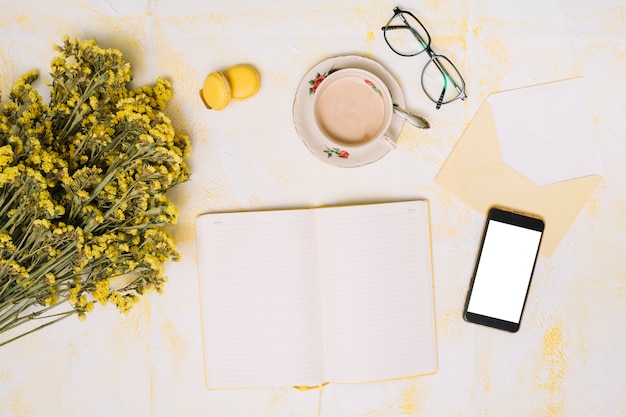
left=201, top=71, right=231, bottom=110
left=224, top=64, right=260, bottom=101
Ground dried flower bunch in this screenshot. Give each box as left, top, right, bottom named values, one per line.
left=0, top=36, right=190, bottom=346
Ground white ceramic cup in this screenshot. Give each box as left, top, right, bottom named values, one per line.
left=313, top=68, right=394, bottom=149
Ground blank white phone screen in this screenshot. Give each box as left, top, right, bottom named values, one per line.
left=466, top=220, right=543, bottom=323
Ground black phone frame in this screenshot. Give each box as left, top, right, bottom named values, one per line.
left=463, top=207, right=545, bottom=333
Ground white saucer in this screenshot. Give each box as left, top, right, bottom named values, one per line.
left=293, top=55, right=406, bottom=168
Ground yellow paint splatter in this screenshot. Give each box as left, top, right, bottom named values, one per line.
left=479, top=36, right=512, bottom=98
left=267, top=387, right=290, bottom=409
left=600, top=5, right=626, bottom=36
left=267, top=69, right=289, bottom=89
left=0, top=48, right=17, bottom=92
left=352, top=4, right=389, bottom=58
left=361, top=410, right=386, bottom=417
left=433, top=191, right=473, bottom=243
left=13, top=15, right=28, bottom=24
left=160, top=320, right=187, bottom=363
left=534, top=326, right=571, bottom=416
left=396, top=379, right=421, bottom=415
left=161, top=322, right=184, bottom=352
left=582, top=178, right=607, bottom=219
left=353, top=4, right=388, bottom=26
left=9, top=396, right=30, bottom=417
left=584, top=196, right=600, bottom=217
left=435, top=308, right=464, bottom=345
left=116, top=300, right=149, bottom=343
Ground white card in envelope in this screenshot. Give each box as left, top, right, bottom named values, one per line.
left=488, top=78, right=604, bottom=186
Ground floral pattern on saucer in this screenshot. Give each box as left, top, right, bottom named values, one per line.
left=293, top=55, right=406, bottom=168
left=324, top=147, right=350, bottom=159
left=309, top=72, right=328, bottom=94
left=364, top=79, right=382, bottom=96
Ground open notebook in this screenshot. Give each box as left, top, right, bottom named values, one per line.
left=196, top=200, right=437, bottom=389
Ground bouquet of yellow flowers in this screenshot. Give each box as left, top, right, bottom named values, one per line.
left=0, top=37, right=190, bottom=346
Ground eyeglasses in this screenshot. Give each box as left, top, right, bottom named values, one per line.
left=382, top=7, right=467, bottom=109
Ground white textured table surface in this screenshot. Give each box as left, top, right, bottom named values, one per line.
left=1, top=1, right=625, bottom=416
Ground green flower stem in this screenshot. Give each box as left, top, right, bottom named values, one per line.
left=0, top=242, right=77, bottom=307
left=0, top=309, right=76, bottom=347
left=55, top=71, right=109, bottom=142
left=0, top=183, right=28, bottom=219
left=0, top=274, right=81, bottom=333
left=90, top=127, right=130, bottom=164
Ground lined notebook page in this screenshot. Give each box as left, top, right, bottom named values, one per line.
left=315, top=201, right=437, bottom=383
left=196, top=210, right=324, bottom=389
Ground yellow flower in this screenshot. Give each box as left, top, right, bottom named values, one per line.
left=0, top=145, right=14, bottom=168
left=0, top=232, right=12, bottom=244
left=44, top=295, right=59, bottom=306
left=93, top=280, right=110, bottom=305
left=33, top=219, right=51, bottom=229
left=44, top=273, right=56, bottom=284
left=76, top=190, right=89, bottom=202
left=76, top=295, right=88, bottom=308
left=0, top=165, right=22, bottom=185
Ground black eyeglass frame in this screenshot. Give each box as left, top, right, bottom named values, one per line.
left=382, top=7, right=467, bottom=109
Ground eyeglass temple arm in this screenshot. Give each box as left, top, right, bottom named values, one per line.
left=436, top=81, right=446, bottom=110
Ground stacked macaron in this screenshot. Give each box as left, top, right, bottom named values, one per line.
left=200, top=64, right=260, bottom=110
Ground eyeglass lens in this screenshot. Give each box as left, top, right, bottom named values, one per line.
left=422, top=55, right=465, bottom=107
left=384, top=12, right=430, bottom=56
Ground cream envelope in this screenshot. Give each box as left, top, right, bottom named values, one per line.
left=436, top=79, right=603, bottom=257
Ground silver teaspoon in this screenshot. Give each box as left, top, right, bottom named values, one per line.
left=393, top=104, right=430, bottom=129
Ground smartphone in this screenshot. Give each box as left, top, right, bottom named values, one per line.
left=463, top=207, right=544, bottom=332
